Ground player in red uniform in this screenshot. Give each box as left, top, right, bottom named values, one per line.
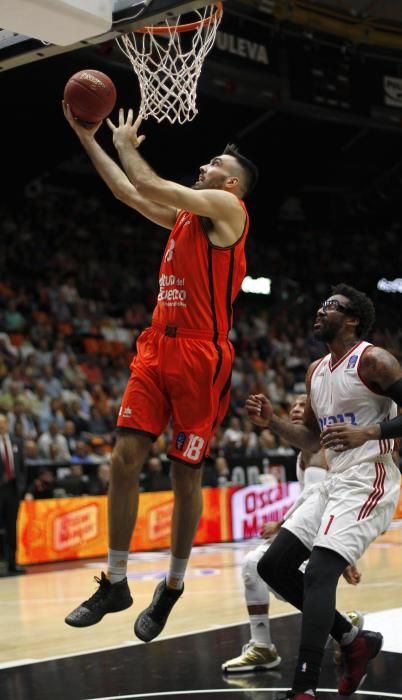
left=63, top=104, right=258, bottom=640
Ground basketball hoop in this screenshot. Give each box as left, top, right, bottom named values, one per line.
left=115, top=2, right=223, bottom=124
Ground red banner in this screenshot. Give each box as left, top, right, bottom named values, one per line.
left=17, top=479, right=402, bottom=565
left=17, top=487, right=238, bottom=565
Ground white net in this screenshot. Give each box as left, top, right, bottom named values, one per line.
left=116, top=3, right=222, bottom=124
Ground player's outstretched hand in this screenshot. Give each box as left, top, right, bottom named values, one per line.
left=246, top=394, right=273, bottom=428
left=342, top=564, right=362, bottom=585
left=107, top=108, right=146, bottom=150
left=320, top=423, right=374, bottom=451
left=62, top=101, right=102, bottom=138
left=260, top=521, right=282, bottom=540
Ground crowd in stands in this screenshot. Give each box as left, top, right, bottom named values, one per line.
left=0, top=184, right=401, bottom=498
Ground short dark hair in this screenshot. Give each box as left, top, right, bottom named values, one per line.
left=331, top=283, right=375, bottom=338
left=223, top=143, right=258, bottom=197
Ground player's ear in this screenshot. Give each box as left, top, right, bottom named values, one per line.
left=226, top=175, right=239, bottom=190
left=347, top=316, right=359, bottom=331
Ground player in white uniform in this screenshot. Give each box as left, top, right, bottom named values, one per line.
left=246, top=284, right=402, bottom=700
left=222, top=395, right=362, bottom=674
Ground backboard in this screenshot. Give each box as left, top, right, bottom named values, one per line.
left=0, top=0, right=212, bottom=71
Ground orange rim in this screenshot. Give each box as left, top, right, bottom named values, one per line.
left=134, top=1, right=223, bottom=34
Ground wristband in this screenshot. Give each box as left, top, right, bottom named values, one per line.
left=379, top=414, right=402, bottom=440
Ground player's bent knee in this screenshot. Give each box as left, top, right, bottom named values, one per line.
left=111, top=433, right=150, bottom=480
left=242, top=550, right=260, bottom=584
left=257, top=552, right=277, bottom=589
left=243, top=553, right=270, bottom=604
left=304, top=547, right=348, bottom=590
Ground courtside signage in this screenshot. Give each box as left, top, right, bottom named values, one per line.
left=53, top=504, right=99, bottom=551
left=231, top=482, right=301, bottom=540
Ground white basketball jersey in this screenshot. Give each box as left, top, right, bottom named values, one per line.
left=310, top=341, right=396, bottom=473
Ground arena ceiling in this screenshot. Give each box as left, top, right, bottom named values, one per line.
left=1, top=0, right=402, bottom=224
left=304, top=1, right=402, bottom=25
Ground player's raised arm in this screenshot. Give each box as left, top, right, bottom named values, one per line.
left=62, top=102, right=177, bottom=229
left=108, top=109, right=257, bottom=246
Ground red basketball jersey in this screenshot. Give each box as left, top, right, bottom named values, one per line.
left=152, top=201, right=249, bottom=335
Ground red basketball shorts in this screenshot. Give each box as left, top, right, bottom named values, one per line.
left=116, top=326, right=233, bottom=467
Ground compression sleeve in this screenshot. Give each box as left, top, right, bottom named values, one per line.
left=379, top=378, right=402, bottom=439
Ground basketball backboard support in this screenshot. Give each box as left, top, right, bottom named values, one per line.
left=0, top=0, right=212, bottom=72
left=0, top=1, right=114, bottom=46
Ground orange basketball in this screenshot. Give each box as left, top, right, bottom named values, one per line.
left=64, top=69, right=117, bottom=123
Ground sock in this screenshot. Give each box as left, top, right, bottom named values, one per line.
left=293, top=647, right=322, bottom=694
left=166, top=555, right=188, bottom=590
left=250, top=614, right=272, bottom=647
left=107, top=548, right=129, bottom=584
left=340, top=625, right=359, bottom=646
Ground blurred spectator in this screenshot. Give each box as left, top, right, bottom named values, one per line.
left=59, top=463, right=89, bottom=496
left=70, top=439, right=91, bottom=464
left=41, top=365, right=62, bottom=399
left=215, top=456, right=231, bottom=486
left=276, top=434, right=297, bottom=456
left=0, top=381, right=27, bottom=412
left=91, top=383, right=111, bottom=416
left=229, top=387, right=248, bottom=418
left=39, top=397, right=65, bottom=433
left=201, top=459, right=218, bottom=488
left=24, top=439, right=42, bottom=466
left=64, top=419, right=78, bottom=454
left=60, top=275, right=80, bottom=305
left=143, top=457, right=171, bottom=492
left=242, top=419, right=259, bottom=456
left=88, top=462, right=110, bottom=496
left=62, top=354, right=86, bottom=386
left=80, top=355, right=103, bottom=385
left=222, top=417, right=244, bottom=452
left=87, top=436, right=111, bottom=464
left=87, top=405, right=113, bottom=436
left=0, top=412, right=26, bottom=574
left=31, top=380, right=51, bottom=425
left=266, top=373, right=287, bottom=405
left=64, top=399, right=90, bottom=434
left=72, top=379, right=93, bottom=419
left=3, top=299, right=25, bottom=332
left=25, top=467, right=55, bottom=500
left=53, top=339, right=69, bottom=373
left=259, top=428, right=277, bottom=454
left=37, top=421, right=70, bottom=461
left=32, top=339, right=52, bottom=369
left=7, top=400, right=38, bottom=440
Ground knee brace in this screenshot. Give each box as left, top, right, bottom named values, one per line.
left=242, top=549, right=270, bottom=606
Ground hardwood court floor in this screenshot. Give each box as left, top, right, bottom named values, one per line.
left=0, top=524, right=401, bottom=667
left=0, top=529, right=402, bottom=700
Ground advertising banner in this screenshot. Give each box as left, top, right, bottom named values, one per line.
left=17, top=487, right=238, bottom=565
left=231, top=481, right=301, bottom=540
left=17, top=478, right=402, bottom=564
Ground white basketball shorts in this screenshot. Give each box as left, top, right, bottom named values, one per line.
left=282, top=455, right=401, bottom=564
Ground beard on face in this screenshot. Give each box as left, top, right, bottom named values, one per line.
left=313, top=323, right=338, bottom=342
left=192, top=174, right=227, bottom=190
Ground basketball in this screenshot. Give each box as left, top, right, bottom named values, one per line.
left=63, top=69, right=117, bottom=123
